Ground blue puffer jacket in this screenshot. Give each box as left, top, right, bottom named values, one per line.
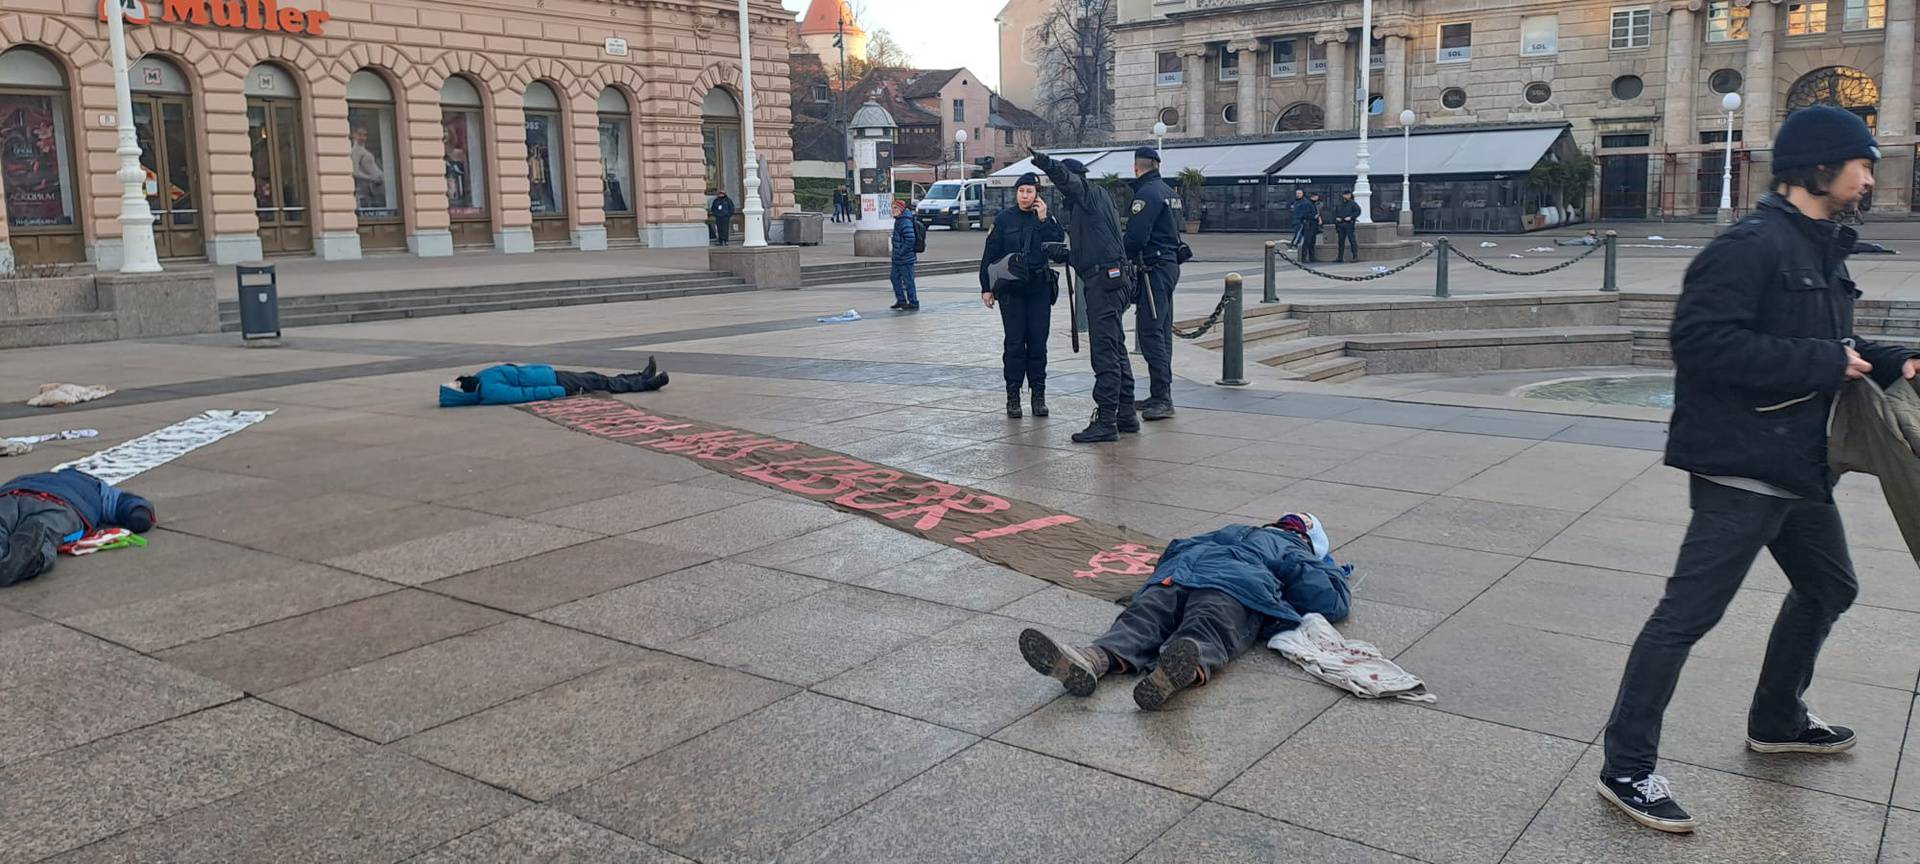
left=438, top=364, right=569, bottom=407
left=1140, top=524, right=1351, bottom=636
left=892, top=214, right=917, bottom=263
left=0, top=469, right=155, bottom=534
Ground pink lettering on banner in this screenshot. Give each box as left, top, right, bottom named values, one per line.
left=645, top=429, right=799, bottom=462
left=577, top=414, right=695, bottom=439
left=955, top=513, right=1082, bottom=544
left=837, top=480, right=1013, bottom=532
left=740, top=456, right=901, bottom=497
left=1074, top=543, right=1162, bottom=581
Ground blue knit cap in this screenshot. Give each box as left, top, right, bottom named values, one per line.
left=1773, top=105, right=1880, bottom=172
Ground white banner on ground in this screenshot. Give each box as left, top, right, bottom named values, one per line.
left=55, top=410, right=273, bottom=484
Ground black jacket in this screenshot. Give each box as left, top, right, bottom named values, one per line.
left=1125, top=170, right=1180, bottom=261
left=1333, top=200, right=1361, bottom=225
left=979, top=204, right=1064, bottom=296
left=1290, top=197, right=1320, bottom=226
left=1032, top=155, right=1129, bottom=282
left=709, top=195, right=735, bottom=221
left=1666, top=193, right=1919, bottom=501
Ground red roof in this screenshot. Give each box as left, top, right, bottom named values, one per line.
left=797, top=0, right=863, bottom=36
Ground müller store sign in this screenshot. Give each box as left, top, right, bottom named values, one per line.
left=99, top=0, right=333, bottom=36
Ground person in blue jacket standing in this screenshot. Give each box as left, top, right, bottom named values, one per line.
left=0, top=468, right=155, bottom=587
left=1018, top=513, right=1352, bottom=710
left=889, top=198, right=920, bottom=311
left=440, top=358, right=668, bottom=407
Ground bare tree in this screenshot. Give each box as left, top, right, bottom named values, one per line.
left=1031, top=0, right=1115, bottom=145
left=864, top=28, right=912, bottom=69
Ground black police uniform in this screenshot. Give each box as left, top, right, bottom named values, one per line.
left=1031, top=152, right=1139, bottom=442
left=980, top=186, right=1065, bottom=416
left=1333, top=196, right=1361, bottom=262
left=1126, top=164, right=1182, bottom=416
left=709, top=193, right=735, bottom=245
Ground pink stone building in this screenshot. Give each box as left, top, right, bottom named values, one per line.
left=0, top=0, right=797, bottom=268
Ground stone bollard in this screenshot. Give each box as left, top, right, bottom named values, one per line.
left=1263, top=240, right=1278, bottom=304
left=1434, top=238, right=1451, bottom=299
left=1602, top=231, right=1619, bottom=293
left=1216, top=273, right=1248, bottom=386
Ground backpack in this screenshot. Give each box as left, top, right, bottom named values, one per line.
left=913, top=218, right=928, bottom=254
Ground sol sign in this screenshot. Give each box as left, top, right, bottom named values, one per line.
left=100, top=0, right=333, bottom=37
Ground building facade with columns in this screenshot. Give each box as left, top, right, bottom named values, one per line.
left=0, top=0, right=796, bottom=269
left=1113, top=0, right=1916, bottom=218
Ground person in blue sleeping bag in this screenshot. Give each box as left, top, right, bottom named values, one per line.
left=439, top=357, right=668, bottom=407
left=1018, top=512, right=1351, bottom=710
left=1, top=468, right=155, bottom=587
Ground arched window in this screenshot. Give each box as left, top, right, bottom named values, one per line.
left=347, top=69, right=404, bottom=250
left=1274, top=103, right=1324, bottom=132
left=131, top=55, right=200, bottom=259
left=523, top=81, right=567, bottom=241
left=702, top=88, right=744, bottom=207
left=0, top=47, right=83, bottom=263
left=440, top=75, right=491, bottom=247
left=598, top=87, right=637, bottom=238
left=245, top=63, right=311, bottom=255
left=1787, top=67, right=1881, bottom=130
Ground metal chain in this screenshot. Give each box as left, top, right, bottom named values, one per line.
left=1172, top=291, right=1230, bottom=340
left=1446, top=241, right=1605, bottom=277
left=1271, top=245, right=1437, bottom=282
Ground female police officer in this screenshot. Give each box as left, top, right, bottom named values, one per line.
left=981, top=172, right=1066, bottom=418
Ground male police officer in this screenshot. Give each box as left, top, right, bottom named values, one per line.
left=1128, top=147, right=1182, bottom=421
left=1030, top=150, right=1140, bottom=443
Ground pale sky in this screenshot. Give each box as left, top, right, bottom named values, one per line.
left=782, top=0, right=1005, bottom=91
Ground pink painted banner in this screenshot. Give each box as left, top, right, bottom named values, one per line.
left=522, top=396, right=1166, bottom=603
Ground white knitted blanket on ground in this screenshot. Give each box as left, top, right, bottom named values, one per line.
left=1267, top=613, right=1436, bottom=703
left=55, top=410, right=272, bottom=484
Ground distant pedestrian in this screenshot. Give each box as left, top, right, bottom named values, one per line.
left=1597, top=105, right=1920, bottom=835
left=1291, top=191, right=1321, bottom=263
left=709, top=190, right=735, bottom=246
left=890, top=198, right=920, bottom=311
left=832, top=187, right=849, bottom=223
left=1288, top=189, right=1309, bottom=247
left=1332, top=192, right=1360, bottom=263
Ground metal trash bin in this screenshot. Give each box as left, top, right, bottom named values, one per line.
left=782, top=212, right=826, bottom=246
left=236, top=264, right=281, bottom=340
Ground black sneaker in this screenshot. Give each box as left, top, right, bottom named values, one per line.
left=906, top=303, right=920, bottom=311
left=1133, top=637, right=1203, bottom=711
left=1018, top=628, right=1102, bottom=697
left=1140, top=402, right=1175, bottom=421
left=889, top=302, right=906, bottom=310
left=1596, top=772, right=1696, bottom=833
left=1748, top=715, right=1857, bottom=754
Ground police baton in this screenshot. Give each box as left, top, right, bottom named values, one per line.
left=1066, top=266, right=1081, bottom=354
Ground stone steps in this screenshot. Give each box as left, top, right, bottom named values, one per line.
left=218, top=278, right=755, bottom=332
left=1195, top=316, right=1308, bottom=350
left=0, top=312, right=120, bottom=349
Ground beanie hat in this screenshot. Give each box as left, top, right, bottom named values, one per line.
left=1062, top=158, right=1089, bottom=175
left=1015, top=172, right=1040, bottom=190
left=1134, top=146, right=1161, bottom=163
left=1773, top=105, right=1880, bottom=172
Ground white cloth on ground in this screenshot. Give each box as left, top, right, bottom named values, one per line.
left=27, top=384, right=115, bottom=407
left=1267, top=613, right=1436, bottom=703
left=4, top=429, right=99, bottom=445
left=55, top=410, right=273, bottom=484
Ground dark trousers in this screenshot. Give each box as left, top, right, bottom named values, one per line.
left=0, top=495, right=82, bottom=587
left=1298, top=223, right=1320, bottom=262
left=1084, top=269, right=1136, bottom=417
left=1601, top=476, right=1859, bottom=777
left=714, top=218, right=731, bottom=245
left=891, top=261, right=918, bottom=305
left=1134, top=259, right=1179, bottom=405
left=553, top=370, right=664, bottom=395
left=1095, top=584, right=1266, bottom=674
left=997, top=287, right=1051, bottom=391
left=1335, top=224, right=1358, bottom=261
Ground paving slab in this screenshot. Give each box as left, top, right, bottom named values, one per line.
left=816, top=614, right=1086, bottom=736
left=536, top=560, right=832, bottom=647
left=852, top=547, right=1049, bottom=611
left=400, top=653, right=793, bottom=800
left=556, top=692, right=974, bottom=864
left=1370, top=495, right=1583, bottom=557
left=633, top=498, right=855, bottom=557
left=774, top=740, right=1197, bottom=864
left=1105, top=463, right=1297, bottom=513
left=1531, top=511, right=1686, bottom=575
left=1592, top=464, right=1692, bottom=526
left=407, top=807, right=692, bottom=863
left=45, top=749, right=526, bottom=864
left=424, top=536, right=712, bottom=614
left=992, top=452, right=1185, bottom=497
left=1217, top=700, right=1587, bottom=864
left=0, top=700, right=365, bottom=864
left=526, top=484, right=761, bottom=536
left=1232, top=479, right=1431, bottom=540
left=1896, top=695, right=1920, bottom=811
left=1281, top=419, right=1426, bottom=452
left=0, top=605, right=43, bottom=634
left=324, top=518, right=601, bottom=585
left=1313, top=451, right=1504, bottom=494
left=1196, top=439, right=1367, bottom=479
left=234, top=501, right=493, bottom=565
left=428, top=468, right=646, bottom=517
left=1333, top=536, right=1523, bottom=614
left=0, top=627, right=239, bottom=767
left=672, top=585, right=973, bottom=686
left=0, top=531, right=291, bottom=620
left=996, top=648, right=1343, bottom=796
left=155, top=589, right=508, bottom=693
left=1444, top=441, right=1658, bottom=510
left=1503, top=747, right=1886, bottom=864
left=993, top=585, right=1128, bottom=635
left=733, top=519, right=946, bottom=584
left=264, top=618, right=643, bottom=743
left=1397, top=617, right=1628, bottom=741
left=1130, top=803, right=1418, bottom=864
left=59, top=565, right=393, bottom=653
left=1885, top=809, right=1920, bottom=864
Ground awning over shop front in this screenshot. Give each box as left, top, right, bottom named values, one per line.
left=987, top=150, right=1111, bottom=186
left=1272, top=126, right=1566, bottom=180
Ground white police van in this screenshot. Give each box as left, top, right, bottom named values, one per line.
left=916, top=178, right=987, bottom=229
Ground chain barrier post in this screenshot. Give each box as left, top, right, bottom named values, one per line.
left=1216, top=273, right=1248, bottom=386
left=1262, top=240, right=1278, bottom=303
left=1602, top=231, right=1618, bottom=293
left=1434, top=238, right=1450, bottom=298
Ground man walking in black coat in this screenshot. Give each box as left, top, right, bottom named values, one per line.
left=1597, top=105, right=1920, bottom=834
left=1332, top=192, right=1361, bottom=263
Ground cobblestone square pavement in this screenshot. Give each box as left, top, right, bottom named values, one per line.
left=3, top=265, right=1917, bottom=863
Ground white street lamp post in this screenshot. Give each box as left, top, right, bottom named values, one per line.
left=1352, top=0, right=1374, bottom=223
left=954, top=128, right=968, bottom=178
left=1398, top=108, right=1415, bottom=230
left=736, top=0, right=766, bottom=247
left=1153, top=120, right=1167, bottom=153
left=1717, top=91, right=1742, bottom=226
left=107, top=0, right=160, bottom=273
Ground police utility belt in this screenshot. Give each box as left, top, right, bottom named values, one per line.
left=1080, top=260, right=1140, bottom=307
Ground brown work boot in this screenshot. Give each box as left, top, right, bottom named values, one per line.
left=1018, top=628, right=1108, bottom=697
left=1133, top=637, right=1205, bottom=711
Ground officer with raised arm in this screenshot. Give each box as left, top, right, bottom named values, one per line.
left=1126, top=147, right=1182, bottom=420
left=1030, top=149, right=1139, bottom=443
